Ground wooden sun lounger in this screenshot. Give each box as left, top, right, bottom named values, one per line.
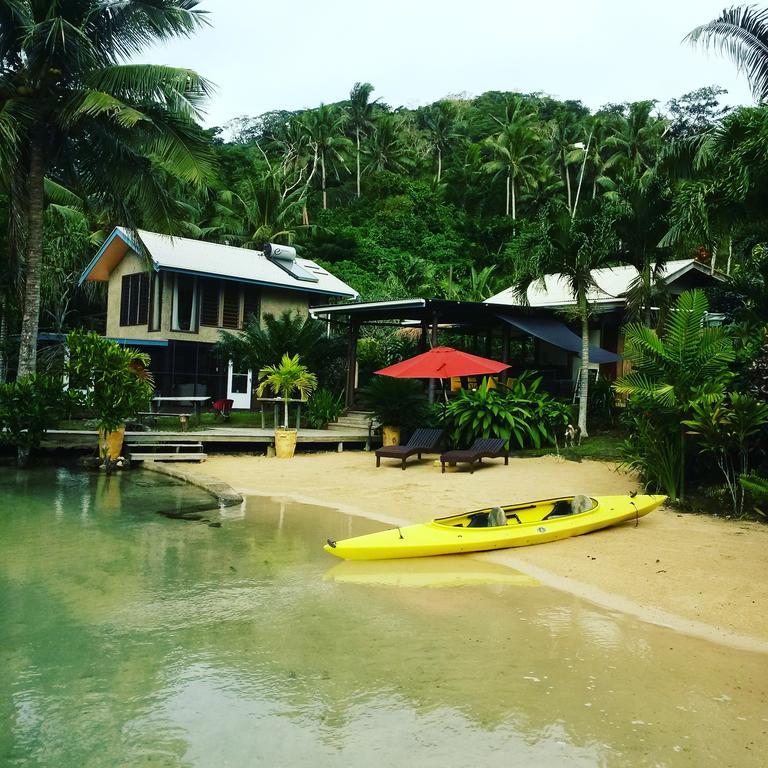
left=375, top=428, right=444, bottom=470
left=440, top=438, right=509, bottom=474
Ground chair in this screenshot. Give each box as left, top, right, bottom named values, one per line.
left=212, top=398, right=234, bottom=420
left=440, top=438, right=509, bottom=474
left=375, top=428, right=444, bottom=470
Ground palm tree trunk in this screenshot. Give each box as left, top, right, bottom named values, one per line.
left=321, top=151, right=327, bottom=210
left=578, top=291, right=590, bottom=438
left=564, top=152, right=572, bottom=212
left=726, top=236, right=732, bottom=276
left=0, top=296, right=7, bottom=384
left=511, top=175, right=516, bottom=220
left=505, top=172, right=510, bottom=217
left=17, top=137, right=45, bottom=380
left=355, top=129, right=361, bottom=198
left=284, top=396, right=290, bottom=429
left=643, top=261, right=652, bottom=327
left=437, top=147, right=442, bottom=184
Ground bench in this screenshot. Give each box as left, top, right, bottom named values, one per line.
left=136, top=411, right=193, bottom=431
left=126, top=441, right=206, bottom=462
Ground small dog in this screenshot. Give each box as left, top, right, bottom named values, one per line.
left=564, top=424, right=582, bottom=448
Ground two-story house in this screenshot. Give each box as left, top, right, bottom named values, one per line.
left=79, top=227, right=357, bottom=408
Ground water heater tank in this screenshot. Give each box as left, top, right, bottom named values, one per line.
left=262, top=242, right=297, bottom=262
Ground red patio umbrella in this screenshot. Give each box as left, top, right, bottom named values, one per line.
left=375, top=346, right=510, bottom=379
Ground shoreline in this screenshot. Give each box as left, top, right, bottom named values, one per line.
left=190, top=451, right=768, bottom=653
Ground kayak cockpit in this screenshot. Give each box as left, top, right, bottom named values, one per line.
left=436, top=496, right=598, bottom=528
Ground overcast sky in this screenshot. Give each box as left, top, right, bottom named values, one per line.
left=138, top=0, right=755, bottom=127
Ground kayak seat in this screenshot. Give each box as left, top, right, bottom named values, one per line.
left=543, top=500, right=574, bottom=520
left=467, top=513, right=489, bottom=528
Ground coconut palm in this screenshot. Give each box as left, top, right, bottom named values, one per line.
left=347, top=82, right=378, bottom=198
left=511, top=202, right=618, bottom=436
left=482, top=97, right=541, bottom=220
left=687, top=5, right=768, bottom=103
left=257, top=353, right=318, bottom=428
left=418, top=101, right=460, bottom=184
left=603, top=101, right=665, bottom=177
left=300, top=104, right=351, bottom=210
left=363, top=113, right=411, bottom=175
left=0, top=0, right=215, bottom=378
left=547, top=114, right=581, bottom=212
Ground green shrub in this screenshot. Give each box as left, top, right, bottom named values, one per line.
left=66, top=330, right=155, bottom=434
left=445, top=374, right=571, bottom=450
left=306, top=388, right=344, bottom=429
left=0, top=375, right=70, bottom=466
left=359, top=377, right=430, bottom=432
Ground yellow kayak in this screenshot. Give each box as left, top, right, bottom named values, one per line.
left=324, top=494, right=666, bottom=561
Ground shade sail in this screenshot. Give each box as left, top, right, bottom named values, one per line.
left=498, top=315, right=619, bottom=364
left=375, top=347, right=510, bottom=379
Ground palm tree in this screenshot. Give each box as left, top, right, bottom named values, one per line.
left=300, top=104, right=351, bottom=210
left=603, top=102, right=665, bottom=177
left=347, top=82, right=377, bottom=198
left=363, top=113, right=411, bottom=175
left=547, top=114, right=581, bottom=212
left=687, top=5, right=768, bottom=103
left=511, top=203, right=618, bottom=436
left=257, top=353, right=318, bottom=429
left=418, top=101, right=460, bottom=184
left=482, top=97, right=541, bottom=220
left=0, top=0, right=215, bottom=378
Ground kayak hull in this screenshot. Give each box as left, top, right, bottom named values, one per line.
left=324, top=495, right=666, bottom=561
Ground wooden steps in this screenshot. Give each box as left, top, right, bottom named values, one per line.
left=126, top=441, right=207, bottom=462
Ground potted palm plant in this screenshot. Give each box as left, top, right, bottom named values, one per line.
left=257, top=353, right=318, bottom=458
left=66, top=330, right=155, bottom=463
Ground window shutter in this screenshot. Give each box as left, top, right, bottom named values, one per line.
left=137, top=273, right=149, bottom=326
left=221, top=282, right=241, bottom=329
left=200, top=278, right=220, bottom=327
left=120, top=275, right=131, bottom=326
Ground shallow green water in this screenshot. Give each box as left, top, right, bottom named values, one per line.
left=1, top=466, right=766, bottom=767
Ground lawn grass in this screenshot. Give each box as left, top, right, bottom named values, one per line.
left=516, top=432, right=625, bottom=463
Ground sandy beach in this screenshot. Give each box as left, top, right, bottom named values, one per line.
left=192, top=450, right=768, bottom=650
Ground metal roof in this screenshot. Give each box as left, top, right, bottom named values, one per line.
left=487, top=259, right=725, bottom=308
left=80, top=227, right=358, bottom=299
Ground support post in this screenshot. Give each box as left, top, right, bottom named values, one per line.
left=345, top=319, right=360, bottom=410
left=428, top=312, right=438, bottom=403
left=501, top=325, right=511, bottom=384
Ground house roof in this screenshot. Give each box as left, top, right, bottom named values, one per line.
left=79, top=227, right=358, bottom=299
left=486, top=259, right=725, bottom=309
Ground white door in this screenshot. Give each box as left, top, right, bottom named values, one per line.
left=227, top=360, right=252, bottom=410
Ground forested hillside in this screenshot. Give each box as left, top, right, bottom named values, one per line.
left=12, top=83, right=768, bottom=333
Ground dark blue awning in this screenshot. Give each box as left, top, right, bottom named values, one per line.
left=498, top=315, right=619, bottom=364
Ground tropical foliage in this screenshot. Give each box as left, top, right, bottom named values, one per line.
left=445, top=374, right=571, bottom=451
left=0, top=374, right=70, bottom=466
left=615, top=290, right=735, bottom=500
left=65, top=330, right=155, bottom=434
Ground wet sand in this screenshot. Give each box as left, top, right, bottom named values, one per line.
left=193, top=451, right=768, bottom=649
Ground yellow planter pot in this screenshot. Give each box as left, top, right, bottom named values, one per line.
left=382, top=426, right=401, bottom=446
left=98, top=426, right=125, bottom=461
left=274, top=428, right=298, bottom=459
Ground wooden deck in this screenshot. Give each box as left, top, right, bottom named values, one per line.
left=42, top=426, right=372, bottom=450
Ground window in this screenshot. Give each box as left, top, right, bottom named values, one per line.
left=171, top=274, right=199, bottom=332
left=148, top=273, right=162, bottom=331
left=243, top=285, right=260, bottom=324
left=119, top=273, right=149, bottom=327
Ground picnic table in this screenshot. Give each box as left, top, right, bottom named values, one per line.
left=137, top=396, right=211, bottom=432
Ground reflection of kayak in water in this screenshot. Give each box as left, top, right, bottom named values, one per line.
left=324, top=495, right=666, bottom=561
left=323, top=556, right=540, bottom=588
